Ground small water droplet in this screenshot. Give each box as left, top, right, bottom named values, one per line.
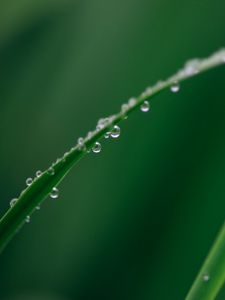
left=77, top=137, right=86, bottom=151
left=26, top=178, right=33, bottom=186
left=36, top=205, right=41, bottom=210
left=47, top=167, right=55, bottom=176
left=55, top=158, right=61, bottom=164
left=25, top=216, right=30, bottom=223
left=110, top=125, right=121, bottom=138
left=145, top=87, right=152, bottom=96
left=155, top=80, right=164, bottom=89
left=203, top=274, right=210, bottom=282
left=10, top=198, right=17, bottom=208
left=128, top=98, right=137, bottom=107
left=184, top=59, right=200, bottom=76
left=121, top=103, right=129, bottom=113
left=50, top=187, right=59, bottom=199
left=36, top=170, right=42, bottom=177
left=87, top=131, right=93, bottom=139
left=170, top=82, right=180, bottom=93
left=92, top=142, right=101, bottom=153
left=140, top=101, right=150, bottom=112
left=104, top=132, right=111, bottom=139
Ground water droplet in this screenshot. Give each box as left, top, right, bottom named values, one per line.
left=222, top=55, right=225, bottom=63
left=10, top=198, right=17, bottom=208
left=104, top=132, right=111, bottom=139
left=87, top=131, right=93, bottom=139
left=128, top=98, right=137, bottom=107
left=145, top=87, right=152, bottom=96
left=50, top=187, right=59, bottom=199
left=184, top=59, right=200, bottom=76
left=77, top=137, right=86, bottom=151
left=140, top=101, right=150, bottom=112
left=155, top=80, right=164, bottom=89
left=121, top=103, right=129, bottom=113
left=55, top=158, right=61, bottom=164
left=25, top=216, right=30, bottom=223
left=26, top=178, right=33, bottom=186
left=170, top=82, right=180, bottom=93
left=96, top=118, right=107, bottom=131
left=36, top=205, right=41, bottom=210
left=47, top=167, right=55, bottom=176
left=92, top=142, right=101, bottom=153
left=203, top=274, right=210, bottom=282
left=36, top=170, right=42, bottom=177
left=110, top=125, right=121, bottom=138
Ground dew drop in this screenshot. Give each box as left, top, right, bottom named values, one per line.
left=110, top=125, right=121, bottom=138
left=145, top=87, right=152, bottom=96
left=92, top=142, right=101, bottom=153
left=140, top=101, right=150, bottom=112
left=104, top=132, right=111, bottom=139
left=121, top=103, right=129, bottom=113
left=128, top=98, right=137, bottom=108
left=36, top=205, right=41, bottom=210
left=50, top=187, right=59, bottom=199
left=36, top=170, right=42, bottom=177
left=26, top=177, right=33, bottom=186
left=77, top=137, right=86, bottom=151
left=203, top=274, right=210, bottom=282
left=87, top=131, right=93, bottom=139
left=25, top=216, right=30, bottom=223
left=10, top=198, right=17, bottom=208
left=184, top=59, right=200, bottom=76
left=47, top=167, right=55, bottom=176
left=170, top=81, right=180, bottom=93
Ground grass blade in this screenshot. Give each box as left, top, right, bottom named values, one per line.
left=0, top=49, right=224, bottom=265
left=185, top=222, right=225, bottom=300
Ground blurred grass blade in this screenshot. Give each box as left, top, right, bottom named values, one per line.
left=185, top=222, right=225, bottom=300
left=0, top=49, right=224, bottom=264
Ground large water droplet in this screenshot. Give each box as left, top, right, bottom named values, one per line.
left=203, top=274, right=210, bottom=282
left=110, top=125, right=121, bottom=138
left=10, top=198, right=17, bottom=208
left=47, top=167, right=55, bottom=176
left=36, top=170, right=42, bottom=178
left=92, top=142, right=101, bottom=153
left=50, top=187, right=59, bottom=199
left=26, top=178, right=33, bottom=186
left=140, top=101, right=150, bottom=112
left=170, top=82, right=180, bottom=93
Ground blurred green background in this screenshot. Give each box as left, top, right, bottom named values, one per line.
left=0, top=0, right=225, bottom=299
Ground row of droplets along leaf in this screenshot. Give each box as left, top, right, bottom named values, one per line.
left=10, top=170, right=59, bottom=223
left=9, top=49, right=225, bottom=224
left=48, top=49, right=225, bottom=168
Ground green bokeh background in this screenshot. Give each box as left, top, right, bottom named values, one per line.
left=0, top=1, right=225, bottom=299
